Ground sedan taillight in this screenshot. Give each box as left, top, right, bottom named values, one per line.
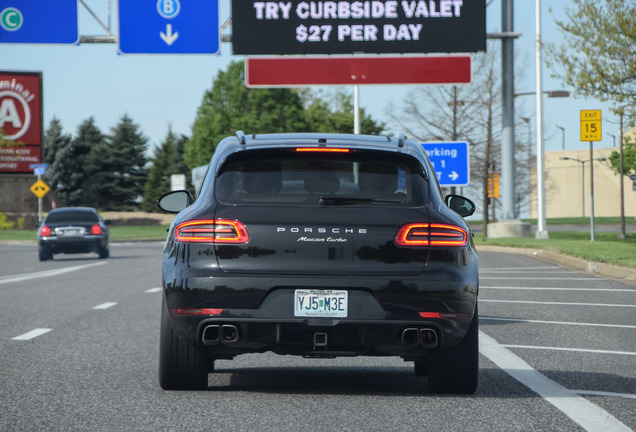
left=39, top=225, right=51, bottom=237
left=90, top=224, right=102, bottom=235
left=395, top=223, right=468, bottom=247
left=175, top=219, right=249, bottom=244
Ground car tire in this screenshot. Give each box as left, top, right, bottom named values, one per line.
left=38, top=248, right=52, bottom=262
left=158, top=297, right=209, bottom=390
left=427, top=305, right=479, bottom=394
left=98, top=247, right=109, bottom=259
left=414, top=359, right=430, bottom=376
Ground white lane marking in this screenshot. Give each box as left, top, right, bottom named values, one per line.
left=481, top=286, right=635, bottom=292
left=481, top=266, right=562, bottom=271
left=480, top=316, right=636, bottom=329
left=480, top=331, right=631, bottom=432
left=12, top=328, right=52, bottom=341
left=145, top=287, right=162, bottom=293
left=481, top=277, right=603, bottom=280
left=573, top=390, right=636, bottom=400
left=502, top=344, right=636, bottom=356
left=93, top=302, right=117, bottom=310
left=480, top=299, right=635, bottom=308
left=0, top=262, right=108, bottom=285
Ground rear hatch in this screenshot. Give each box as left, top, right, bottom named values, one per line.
left=210, top=147, right=432, bottom=276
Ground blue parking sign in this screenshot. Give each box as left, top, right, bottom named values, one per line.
left=422, top=142, right=470, bottom=187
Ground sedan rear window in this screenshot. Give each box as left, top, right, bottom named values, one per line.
left=215, top=150, right=428, bottom=206
left=45, top=211, right=99, bottom=223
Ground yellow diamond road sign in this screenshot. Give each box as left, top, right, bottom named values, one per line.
left=30, top=179, right=50, bottom=198
left=580, top=109, right=602, bottom=141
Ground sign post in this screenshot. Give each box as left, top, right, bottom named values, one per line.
left=580, top=110, right=602, bottom=241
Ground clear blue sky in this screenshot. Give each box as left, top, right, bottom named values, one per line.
left=1, top=0, right=621, bottom=154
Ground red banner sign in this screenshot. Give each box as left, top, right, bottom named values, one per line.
left=0, top=71, right=43, bottom=173
left=246, top=56, right=471, bottom=87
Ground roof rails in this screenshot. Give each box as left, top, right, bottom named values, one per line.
left=398, top=133, right=407, bottom=148
left=235, top=130, right=246, bottom=145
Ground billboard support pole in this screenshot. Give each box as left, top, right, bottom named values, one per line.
left=354, top=85, right=360, bottom=135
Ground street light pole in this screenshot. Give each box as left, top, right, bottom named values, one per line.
left=556, top=125, right=565, bottom=150
left=501, top=0, right=516, bottom=221
left=535, top=0, right=548, bottom=239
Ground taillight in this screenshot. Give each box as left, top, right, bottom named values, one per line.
left=419, top=312, right=467, bottom=319
left=175, top=219, right=249, bottom=244
left=295, top=147, right=350, bottom=153
left=172, top=308, right=223, bottom=316
left=39, top=225, right=51, bottom=237
left=395, top=223, right=468, bottom=247
left=90, top=224, right=102, bottom=235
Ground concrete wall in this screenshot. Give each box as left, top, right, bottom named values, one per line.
left=530, top=128, right=636, bottom=219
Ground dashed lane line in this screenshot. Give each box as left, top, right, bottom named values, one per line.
left=0, top=262, right=108, bottom=285
left=480, top=316, right=636, bottom=329
left=11, top=328, right=52, bottom=341
left=481, top=286, right=635, bottom=292
left=145, top=287, right=162, bottom=293
left=480, top=331, right=631, bottom=432
left=93, top=302, right=118, bottom=310
left=480, top=299, right=635, bottom=308
left=501, top=344, right=636, bottom=356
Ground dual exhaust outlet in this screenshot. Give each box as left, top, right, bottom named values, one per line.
left=201, top=324, right=240, bottom=346
left=401, top=328, right=438, bottom=349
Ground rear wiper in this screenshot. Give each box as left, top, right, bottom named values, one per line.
left=319, top=197, right=401, bottom=206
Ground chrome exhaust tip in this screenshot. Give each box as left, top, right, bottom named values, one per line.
left=420, top=329, right=438, bottom=348
left=401, top=328, right=420, bottom=347
left=221, top=324, right=240, bottom=344
left=202, top=325, right=221, bottom=345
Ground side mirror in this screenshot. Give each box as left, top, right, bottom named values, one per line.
left=444, top=194, right=475, bottom=218
left=156, top=190, right=193, bottom=213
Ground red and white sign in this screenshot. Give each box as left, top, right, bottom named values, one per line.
left=0, top=72, right=43, bottom=173
left=246, top=56, right=471, bottom=87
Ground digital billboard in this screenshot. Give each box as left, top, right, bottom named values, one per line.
left=232, top=0, right=486, bottom=55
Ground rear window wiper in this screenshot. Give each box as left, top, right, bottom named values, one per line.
left=319, top=197, right=401, bottom=206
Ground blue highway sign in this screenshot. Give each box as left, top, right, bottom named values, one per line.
left=421, top=141, right=470, bottom=187
left=118, top=0, right=219, bottom=54
left=0, top=0, right=78, bottom=44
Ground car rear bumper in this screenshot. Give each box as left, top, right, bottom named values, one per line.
left=39, top=236, right=107, bottom=254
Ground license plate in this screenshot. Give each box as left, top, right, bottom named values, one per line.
left=60, top=229, right=82, bottom=237
left=294, top=289, right=348, bottom=318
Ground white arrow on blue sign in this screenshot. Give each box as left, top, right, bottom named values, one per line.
left=117, top=0, right=219, bottom=54
left=421, top=141, right=470, bottom=187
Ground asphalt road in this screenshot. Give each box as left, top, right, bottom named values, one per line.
left=0, top=242, right=634, bottom=432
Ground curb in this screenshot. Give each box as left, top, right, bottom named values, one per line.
left=476, top=245, right=636, bottom=286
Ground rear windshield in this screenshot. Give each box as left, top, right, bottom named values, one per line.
left=45, top=211, right=99, bottom=223
left=215, top=149, right=428, bottom=206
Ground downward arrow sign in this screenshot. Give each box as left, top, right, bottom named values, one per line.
left=448, top=171, right=459, bottom=181
left=160, top=24, right=179, bottom=46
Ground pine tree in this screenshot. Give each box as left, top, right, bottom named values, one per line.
left=88, top=114, right=148, bottom=210
left=54, top=117, right=103, bottom=207
left=141, top=127, right=179, bottom=211
left=42, top=118, right=71, bottom=198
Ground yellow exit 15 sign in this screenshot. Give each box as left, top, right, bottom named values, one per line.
left=580, top=110, right=602, bottom=141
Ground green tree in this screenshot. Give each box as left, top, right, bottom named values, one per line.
left=141, top=127, right=189, bottom=211
left=546, top=0, right=635, bottom=113
left=184, top=61, right=308, bottom=169
left=42, top=118, right=71, bottom=197
left=303, top=89, right=385, bottom=135
left=609, top=136, right=636, bottom=177
left=53, top=117, right=104, bottom=207
left=87, top=114, right=148, bottom=210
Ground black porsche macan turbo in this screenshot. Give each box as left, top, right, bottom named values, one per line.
left=157, top=132, right=479, bottom=393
